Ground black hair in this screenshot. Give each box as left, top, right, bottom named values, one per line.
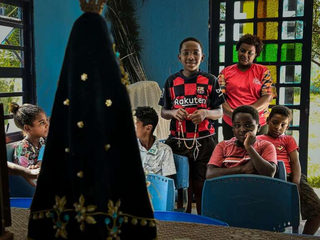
left=269, top=105, right=293, bottom=121
left=135, top=106, right=159, bottom=134
left=179, top=37, right=203, bottom=53
left=9, top=102, right=44, bottom=130
left=232, top=105, right=259, bottom=124
left=236, top=34, right=264, bottom=57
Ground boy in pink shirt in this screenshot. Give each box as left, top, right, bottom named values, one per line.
left=257, top=105, right=320, bottom=235
left=206, top=105, right=277, bottom=179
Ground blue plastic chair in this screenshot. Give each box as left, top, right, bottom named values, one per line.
left=147, top=173, right=175, bottom=211
left=274, top=160, right=287, bottom=181
left=154, top=211, right=228, bottom=226
left=10, top=197, right=32, bottom=208
left=6, top=143, right=35, bottom=197
left=172, top=154, right=189, bottom=211
left=202, top=174, right=300, bottom=233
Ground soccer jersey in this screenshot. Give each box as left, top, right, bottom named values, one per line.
left=159, top=70, right=225, bottom=139
left=218, top=64, right=276, bottom=126
left=257, top=134, right=299, bottom=173
left=208, top=137, right=277, bottom=168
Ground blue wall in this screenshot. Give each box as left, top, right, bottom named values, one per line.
left=34, top=0, right=82, bottom=114
left=134, top=0, right=209, bottom=88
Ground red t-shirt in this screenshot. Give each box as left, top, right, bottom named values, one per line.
left=218, top=64, right=276, bottom=126
left=208, top=137, right=277, bottom=168
left=257, top=134, right=299, bottom=173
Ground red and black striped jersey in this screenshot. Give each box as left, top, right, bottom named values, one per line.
left=159, top=70, right=225, bottom=139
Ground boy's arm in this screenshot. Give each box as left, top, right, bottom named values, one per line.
left=289, top=150, right=301, bottom=186
left=161, top=107, right=188, bottom=121
left=244, top=132, right=277, bottom=177
left=251, top=94, right=273, bottom=112
left=7, top=162, right=39, bottom=187
left=206, top=161, right=256, bottom=179
left=222, top=102, right=233, bottom=118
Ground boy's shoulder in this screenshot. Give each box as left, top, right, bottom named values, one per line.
left=199, top=71, right=217, bottom=80
left=166, top=72, right=181, bottom=82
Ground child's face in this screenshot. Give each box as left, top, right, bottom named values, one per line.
left=135, top=119, right=151, bottom=139
left=178, top=41, right=204, bottom=77
left=26, top=112, right=49, bottom=138
left=267, top=113, right=290, bottom=138
left=232, top=112, right=259, bottom=143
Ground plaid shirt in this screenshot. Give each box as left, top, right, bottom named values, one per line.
left=159, top=70, right=225, bottom=139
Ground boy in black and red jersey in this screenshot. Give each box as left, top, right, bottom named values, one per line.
left=159, top=37, right=225, bottom=214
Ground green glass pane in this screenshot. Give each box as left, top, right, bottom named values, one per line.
left=0, top=78, right=22, bottom=93
left=258, top=0, right=279, bottom=18
left=219, top=45, right=225, bottom=63
left=0, top=27, right=23, bottom=46
left=234, top=1, right=255, bottom=19
left=256, top=44, right=278, bottom=62
left=279, top=87, right=301, bottom=105
left=257, top=22, right=278, bottom=40
left=233, top=23, right=254, bottom=41
left=281, top=43, right=302, bottom=62
left=0, top=49, right=23, bottom=67
left=233, top=45, right=237, bottom=63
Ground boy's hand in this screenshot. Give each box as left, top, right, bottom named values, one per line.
left=173, top=109, right=188, bottom=121
left=23, top=167, right=40, bottom=187
left=241, top=161, right=256, bottom=174
left=189, top=109, right=207, bottom=125
left=244, top=131, right=256, bottom=149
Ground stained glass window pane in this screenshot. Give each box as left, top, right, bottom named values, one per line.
left=0, top=49, right=24, bottom=67
left=267, top=65, right=277, bottom=84
left=219, top=45, right=225, bottom=63
left=219, top=65, right=225, bottom=73
left=220, top=24, right=226, bottom=42
left=0, top=78, right=22, bottom=93
left=0, top=96, right=22, bottom=115
left=234, top=1, right=255, bottom=19
left=291, top=109, right=300, bottom=127
left=286, top=130, right=299, bottom=145
left=0, top=27, right=23, bottom=46
left=279, top=87, right=301, bottom=105
left=280, top=65, right=301, bottom=83
left=283, top=0, right=304, bottom=17
left=256, top=44, right=278, bottom=62
left=257, top=0, right=279, bottom=18
left=0, top=4, right=22, bottom=21
left=220, top=2, right=226, bottom=21
left=282, top=21, right=303, bottom=39
left=281, top=43, right=303, bottom=62
left=233, top=23, right=253, bottom=41
left=257, top=22, right=278, bottom=40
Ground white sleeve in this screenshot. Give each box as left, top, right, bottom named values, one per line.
left=161, top=146, right=177, bottom=177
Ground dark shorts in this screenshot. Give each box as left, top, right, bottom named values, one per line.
left=165, top=135, right=217, bottom=183
left=288, top=173, right=320, bottom=220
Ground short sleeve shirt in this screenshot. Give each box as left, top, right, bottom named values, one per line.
left=13, top=137, right=46, bottom=167
left=218, top=64, right=276, bottom=126
left=159, top=70, right=225, bottom=138
left=208, top=137, right=277, bottom=168
left=138, top=137, right=176, bottom=177
left=257, top=134, right=299, bottom=173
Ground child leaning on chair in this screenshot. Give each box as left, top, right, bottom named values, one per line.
left=207, top=104, right=320, bottom=235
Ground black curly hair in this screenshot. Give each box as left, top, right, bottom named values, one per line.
left=269, top=105, right=293, bottom=122
left=232, top=105, right=260, bottom=124
left=9, top=102, right=44, bottom=130
left=135, top=106, right=159, bottom=134
left=236, top=34, right=264, bottom=57
left=179, top=37, right=203, bottom=53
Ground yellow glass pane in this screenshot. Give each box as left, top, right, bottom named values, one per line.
left=243, top=1, right=254, bottom=19
left=257, top=22, right=278, bottom=40
left=267, top=65, right=277, bottom=84
left=234, top=1, right=255, bottom=19
left=257, top=0, right=279, bottom=18
left=233, top=23, right=254, bottom=41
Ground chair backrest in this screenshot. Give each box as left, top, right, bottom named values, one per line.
left=202, top=174, right=300, bottom=232
left=274, top=160, right=287, bottom=181
left=6, top=143, right=35, bottom=197
left=147, top=173, right=175, bottom=211
left=172, top=154, right=189, bottom=189
left=153, top=211, right=228, bottom=226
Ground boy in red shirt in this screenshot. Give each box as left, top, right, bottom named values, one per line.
left=206, top=105, right=277, bottom=179
left=257, top=105, right=320, bottom=235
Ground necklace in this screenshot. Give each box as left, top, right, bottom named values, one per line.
left=177, top=121, right=198, bottom=149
